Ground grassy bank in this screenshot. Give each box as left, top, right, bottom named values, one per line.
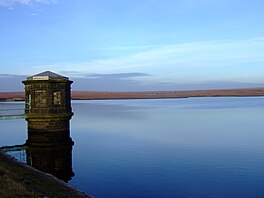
left=0, top=151, right=91, bottom=198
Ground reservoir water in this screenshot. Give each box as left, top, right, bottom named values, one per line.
left=1, top=97, right=264, bottom=197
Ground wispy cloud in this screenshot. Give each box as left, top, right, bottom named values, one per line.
left=59, top=71, right=152, bottom=80
left=92, top=45, right=157, bottom=52
left=1, top=72, right=263, bottom=92
left=0, top=0, right=56, bottom=7
left=84, top=72, right=152, bottom=79
left=0, top=74, right=26, bottom=91
left=25, top=37, right=264, bottom=83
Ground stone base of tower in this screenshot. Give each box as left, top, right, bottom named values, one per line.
left=26, top=114, right=74, bottom=146
left=26, top=130, right=74, bottom=147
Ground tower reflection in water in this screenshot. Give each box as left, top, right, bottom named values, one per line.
left=26, top=128, right=74, bottom=182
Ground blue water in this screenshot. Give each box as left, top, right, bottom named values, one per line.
left=1, top=97, right=264, bottom=197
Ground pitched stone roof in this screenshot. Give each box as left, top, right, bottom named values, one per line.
left=27, top=71, right=69, bottom=80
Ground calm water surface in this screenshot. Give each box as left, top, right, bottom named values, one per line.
left=1, top=97, right=264, bottom=198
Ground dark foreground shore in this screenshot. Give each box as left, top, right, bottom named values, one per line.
left=0, top=151, right=91, bottom=198
left=0, top=87, right=264, bottom=101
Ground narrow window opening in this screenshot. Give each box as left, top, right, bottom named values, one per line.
left=27, top=94, right=31, bottom=110
left=35, top=90, right=47, bottom=107
left=53, top=91, right=62, bottom=105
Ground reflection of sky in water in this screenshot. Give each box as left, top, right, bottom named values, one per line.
left=1, top=97, right=264, bottom=198
left=71, top=97, right=264, bottom=150
left=0, top=119, right=27, bottom=146
left=69, top=97, right=264, bottom=198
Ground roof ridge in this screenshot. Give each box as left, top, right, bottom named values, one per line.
left=27, top=71, right=69, bottom=80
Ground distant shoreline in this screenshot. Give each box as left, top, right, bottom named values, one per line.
left=0, top=87, right=264, bottom=102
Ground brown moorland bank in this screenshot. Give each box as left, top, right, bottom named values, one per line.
left=0, top=151, right=91, bottom=198
left=72, top=87, right=264, bottom=100
left=1, top=88, right=264, bottom=101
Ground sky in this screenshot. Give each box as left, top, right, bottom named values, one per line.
left=0, top=0, right=264, bottom=91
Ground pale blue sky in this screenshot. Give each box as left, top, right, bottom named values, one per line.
left=0, top=0, right=264, bottom=91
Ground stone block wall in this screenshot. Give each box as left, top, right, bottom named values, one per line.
left=23, top=76, right=74, bottom=145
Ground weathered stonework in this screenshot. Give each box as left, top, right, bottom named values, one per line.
left=22, top=71, right=73, bottom=146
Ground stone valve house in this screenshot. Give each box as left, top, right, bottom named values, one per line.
left=22, top=71, right=74, bottom=146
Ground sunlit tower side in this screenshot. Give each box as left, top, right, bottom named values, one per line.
left=22, top=71, right=73, bottom=146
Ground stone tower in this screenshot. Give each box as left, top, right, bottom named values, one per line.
left=22, top=71, right=73, bottom=146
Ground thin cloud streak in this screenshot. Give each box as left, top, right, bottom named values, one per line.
left=84, top=73, right=152, bottom=79
left=26, top=37, right=264, bottom=80
left=0, top=73, right=263, bottom=92
left=0, top=0, right=56, bottom=7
